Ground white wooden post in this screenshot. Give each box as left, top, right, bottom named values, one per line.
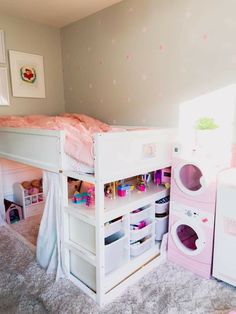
left=94, top=134, right=105, bottom=305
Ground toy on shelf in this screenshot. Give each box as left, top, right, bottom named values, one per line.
left=72, top=183, right=95, bottom=207
left=104, top=182, right=117, bottom=199
left=117, top=183, right=135, bottom=197
left=86, top=187, right=95, bottom=207
left=154, top=167, right=171, bottom=188
left=72, top=192, right=88, bottom=204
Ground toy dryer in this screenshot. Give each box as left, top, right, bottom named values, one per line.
left=167, top=155, right=221, bottom=278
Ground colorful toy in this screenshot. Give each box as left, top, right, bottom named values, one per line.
left=72, top=192, right=88, bottom=204
left=86, top=188, right=95, bottom=207
left=117, top=184, right=134, bottom=197
left=154, top=168, right=171, bottom=185
left=136, top=177, right=146, bottom=192
left=104, top=184, right=113, bottom=198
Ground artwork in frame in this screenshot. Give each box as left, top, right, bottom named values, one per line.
left=9, top=50, right=45, bottom=98
left=0, top=30, right=6, bottom=64
left=0, top=67, right=10, bottom=105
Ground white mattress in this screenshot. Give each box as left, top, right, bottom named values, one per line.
left=64, top=154, right=94, bottom=174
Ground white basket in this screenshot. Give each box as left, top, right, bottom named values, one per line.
left=155, top=215, right=169, bottom=241
left=130, top=205, right=153, bottom=225
left=105, top=219, right=123, bottom=238
left=130, top=221, right=153, bottom=242
left=130, top=237, right=152, bottom=257
left=105, top=232, right=127, bottom=274
left=155, top=201, right=169, bottom=214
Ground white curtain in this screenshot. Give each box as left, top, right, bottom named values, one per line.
left=0, top=160, right=6, bottom=226
left=36, top=171, right=65, bottom=279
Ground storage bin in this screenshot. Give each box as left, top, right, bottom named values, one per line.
left=69, top=215, right=96, bottom=254
left=155, top=215, right=169, bottom=241
left=70, top=251, right=96, bottom=292
left=104, top=218, right=123, bottom=238
left=130, top=237, right=152, bottom=257
left=130, top=220, right=153, bottom=242
left=130, top=204, right=152, bottom=225
left=155, top=196, right=169, bottom=214
left=105, top=231, right=127, bottom=274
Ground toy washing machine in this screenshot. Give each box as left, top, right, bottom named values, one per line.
left=170, top=156, right=222, bottom=206
left=167, top=155, right=224, bottom=278
left=168, top=201, right=215, bottom=278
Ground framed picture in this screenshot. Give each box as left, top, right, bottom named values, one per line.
left=0, top=67, right=10, bottom=105
left=9, top=50, right=45, bottom=98
left=0, top=30, right=6, bottom=64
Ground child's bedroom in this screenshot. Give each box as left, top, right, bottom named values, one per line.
left=0, top=0, right=236, bottom=313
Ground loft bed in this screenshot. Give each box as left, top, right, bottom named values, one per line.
left=0, top=122, right=176, bottom=306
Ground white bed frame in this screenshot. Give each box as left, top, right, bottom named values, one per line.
left=0, top=126, right=176, bottom=306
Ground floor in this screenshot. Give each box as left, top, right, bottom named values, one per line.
left=1, top=226, right=236, bottom=314
left=10, top=213, right=42, bottom=246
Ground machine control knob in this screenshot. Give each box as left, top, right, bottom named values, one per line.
left=186, top=210, right=192, bottom=217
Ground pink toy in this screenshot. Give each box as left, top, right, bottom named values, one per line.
left=29, top=187, right=39, bottom=195
left=167, top=157, right=223, bottom=279
left=154, top=168, right=171, bottom=185
left=86, top=188, right=95, bottom=207
left=117, top=184, right=134, bottom=197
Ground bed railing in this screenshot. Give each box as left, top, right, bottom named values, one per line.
left=0, top=128, right=64, bottom=172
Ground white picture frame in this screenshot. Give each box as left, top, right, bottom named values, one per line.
left=9, top=50, right=45, bottom=98
left=0, top=67, right=10, bottom=105
left=0, top=30, right=6, bottom=64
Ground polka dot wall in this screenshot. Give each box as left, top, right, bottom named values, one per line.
left=61, top=0, right=236, bottom=127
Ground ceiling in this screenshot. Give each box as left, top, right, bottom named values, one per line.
left=0, top=0, right=123, bottom=28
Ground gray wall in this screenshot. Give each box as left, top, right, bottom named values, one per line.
left=0, top=14, right=65, bottom=115
left=61, top=0, right=236, bottom=127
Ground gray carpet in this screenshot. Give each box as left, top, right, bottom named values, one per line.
left=0, top=226, right=236, bottom=314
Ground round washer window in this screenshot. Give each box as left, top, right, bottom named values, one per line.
left=176, top=224, right=198, bottom=251
left=179, top=164, right=203, bottom=192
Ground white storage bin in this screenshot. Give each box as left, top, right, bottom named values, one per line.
left=130, top=220, right=153, bottom=242
left=70, top=251, right=96, bottom=292
left=105, top=231, right=127, bottom=274
left=130, top=237, right=152, bottom=257
left=130, top=204, right=153, bottom=225
left=69, top=215, right=95, bottom=254
left=105, top=218, right=123, bottom=238
left=155, top=197, right=169, bottom=214
left=155, top=215, right=169, bottom=241
left=14, top=182, right=44, bottom=218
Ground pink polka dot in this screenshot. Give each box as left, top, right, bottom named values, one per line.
left=159, top=44, right=164, bottom=51
left=203, top=33, right=208, bottom=41
left=128, top=7, right=134, bottom=14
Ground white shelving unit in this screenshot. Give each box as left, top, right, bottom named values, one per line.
left=62, top=174, right=169, bottom=305
left=0, top=126, right=176, bottom=306
left=13, top=182, right=44, bottom=218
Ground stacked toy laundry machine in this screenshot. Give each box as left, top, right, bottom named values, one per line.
left=167, top=85, right=235, bottom=279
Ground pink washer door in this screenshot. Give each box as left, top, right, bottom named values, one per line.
left=174, top=162, right=206, bottom=196
left=171, top=220, right=206, bottom=256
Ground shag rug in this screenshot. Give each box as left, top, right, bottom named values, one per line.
left=0, top=226, right=236, bottom=314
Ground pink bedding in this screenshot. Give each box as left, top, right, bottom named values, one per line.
left=0, top=113, right=115, bottom=167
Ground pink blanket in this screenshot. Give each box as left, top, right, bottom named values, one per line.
left=0, top=114, right=114, bottom=167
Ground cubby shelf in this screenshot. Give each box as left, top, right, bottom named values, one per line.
left=104, top=242, right=161, bottom=292
left=65, top=183, right=169, bottom=224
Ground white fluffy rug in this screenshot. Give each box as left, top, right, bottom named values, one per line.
left=0, top=226, right=236, bottom=314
